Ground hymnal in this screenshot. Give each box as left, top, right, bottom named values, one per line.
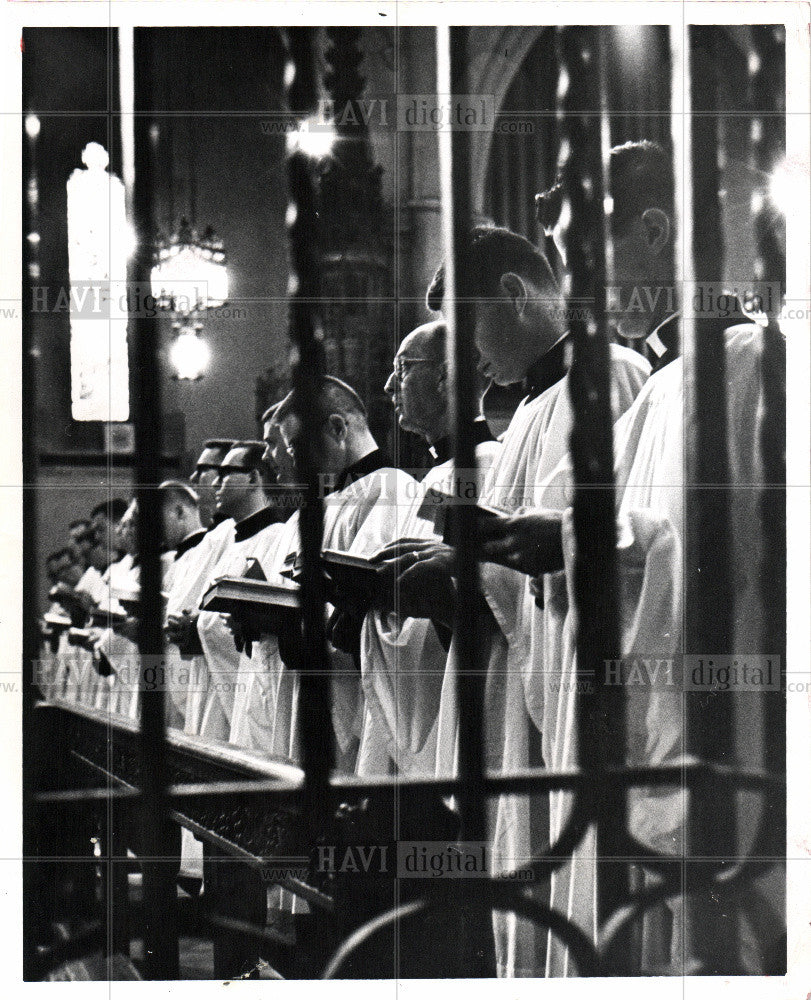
left=415, top=487, right=509, bottom=544
left=200, top=576, right=301, bottom=637
left=320, top=549, right=391, bottom=613
left=67, top=627, right=94, bottom=649
left=112, top=585, right=169, bottom=616
left=43, top=612, right=72, bottom=631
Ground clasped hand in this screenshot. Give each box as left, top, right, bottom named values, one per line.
left=370, top=539, right=456, bottom=628
left=478, top=509, right=565, bottom=577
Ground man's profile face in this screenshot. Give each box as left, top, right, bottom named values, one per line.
left=384, top=339, right=445, bottom=439
left=119, top=504, right=138, bottom=555
left=60, top=559, right=84, bottom=587
left=215, top=467, right=253, bottom=516
left=90, top=512, right=112, bottom=551
left=263, top=419, right=296, bottom=485
left=610, top=211, right=673, bottom=340
left=473, top=297, right=527, bottom=386
left=68, top=525, right=90, bottom=564
left=160, top=502, right=186, bottom=549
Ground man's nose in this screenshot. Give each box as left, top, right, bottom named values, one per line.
left=384, top=371, right=396, bottom=396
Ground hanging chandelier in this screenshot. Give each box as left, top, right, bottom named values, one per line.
left=150, top=217, right=229, bottom=315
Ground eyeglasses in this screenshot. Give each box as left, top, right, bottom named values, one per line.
left=392, top=357, right=437, bottom=382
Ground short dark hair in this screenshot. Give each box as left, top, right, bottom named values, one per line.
left=609, top=140, right=673, bottom=226
left=275, top=376, right=367, bottom=424
left=426, top=226, right=559, bottom=312
left=90, top=498, right=128, bottom=522
left=536, top=139, right=674, bottom=233
left=158, top=480, right=200, bottom=508
left=220, top=441, right=269, bottom=476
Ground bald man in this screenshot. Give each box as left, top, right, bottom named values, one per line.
left=243, top=377, right=416, bottom=777
left=358, top=320, right=501, bottom=777
left=380, top=226, right=650, bottom=978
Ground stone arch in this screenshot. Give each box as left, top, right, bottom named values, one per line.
left=464, top=26, right=547, bottom=213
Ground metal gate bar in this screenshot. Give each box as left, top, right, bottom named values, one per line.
left=435, top=23, right=488, bottom=854
left=553, top=28, right=628, bottom=964
left=127, top=26, right=178, bottom=980
left=284, top=29, right=334, bottom=846
left=24, top=23, right=787, bottom=982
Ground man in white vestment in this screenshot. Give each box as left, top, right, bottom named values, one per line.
left=247, top=377, right=416, bottom=776
left=41, top=548, right=89, bottom=701
left=480, top=140, right=781, bottom=974
left=188, top=438, right=236, bottom=529
left=382, top=226, right=650, bottom=977
left=90, top=499, right=175, bottom=719
left=157, top=481, right=208, bottom=729
left=227, top=408, right=303, bottom=752
left=195, top=441, right=275, bottom=741
left=360, top=320, right=500, bottom=777
left=163, top=440, right=238, bottom=735
left=72, top=499, right=129, bottom=707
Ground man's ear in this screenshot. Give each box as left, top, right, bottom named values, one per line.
left=641, top=208, right=670, bottom=258
left=326, top=413, right=347, bottom=442
left=499, top=272, right=529, bottom=318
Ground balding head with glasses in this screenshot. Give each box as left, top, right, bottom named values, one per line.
left=385, top=320, right=491, bottom=450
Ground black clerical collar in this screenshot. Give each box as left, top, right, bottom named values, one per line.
left=429, top=419, right=495, bottom=465
left=645, top=312, right=680, bottom=369
left=234, top=505, right=284, bottom=542
left=174, top=528, right=207, bottom=561
left=328, top=449, right=389, bottom=496
left=524, top=334, right=571, bottom=401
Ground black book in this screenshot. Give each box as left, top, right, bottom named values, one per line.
left=320, top=549, right=393, bottom=614
left=415, top=487, right=509, bottom=544
left=200, top=576, right=301, bottom=637
left=43, top=611, right=72, bottom=631
left=67, top=627, right=94, bottom=650
left=89, top=607, right=128, bottom=627
left=112, top=584, right=169, bottom=616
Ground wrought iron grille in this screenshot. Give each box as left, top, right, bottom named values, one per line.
left=23, top=23, right=786, bottom=981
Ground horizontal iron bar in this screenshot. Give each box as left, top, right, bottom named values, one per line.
left=34, top=759, right=783, bottom=807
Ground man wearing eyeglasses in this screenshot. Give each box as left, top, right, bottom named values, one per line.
left=357, top=320, right=500, bottom=778
left=376, top=225, right=650, bottom=978
left=232, top=377, right=416, bottom=776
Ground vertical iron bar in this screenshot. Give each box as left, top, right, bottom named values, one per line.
left=127, top=27, right=178, bottom=979
left=436, top=24, right=487, bottom=850
left=436, top=26, right=496, bottom=977
left=554, top=26, right=627, bottom=972
left=749, top=24, right=786, bottom=863
left=672, top=24, right=737, bottom=973
left=284, top=29, right=333, bottom=846
left=22, top=58, right=43, bottom=980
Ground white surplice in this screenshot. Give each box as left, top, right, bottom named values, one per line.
left=435, top=343, right=651, bottom=978
left=359, top=439, right=502, bottom=777
left=169, top=517, right=235, bottom=736
left=196, top=519, right=283, bottom=742
left=540, top=323, right=770, bottom=975
left=93, top=552, right=175, bottom=720
left=250, top=465, right=417, bottom=773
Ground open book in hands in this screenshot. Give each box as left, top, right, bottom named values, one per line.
left=415, top=486, right=510, bottom=545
